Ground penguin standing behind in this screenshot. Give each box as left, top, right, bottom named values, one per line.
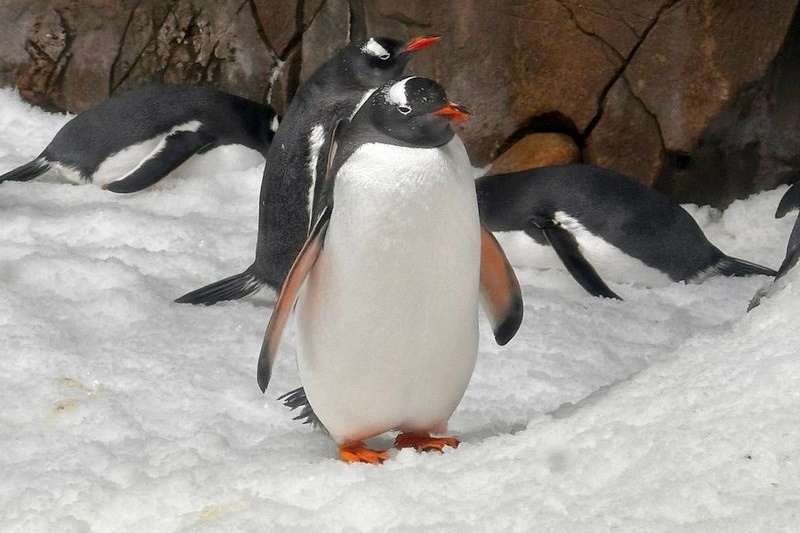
left=257, top=77, right=523, bottom=464
left=477, top=164, right=777, bottom=300
left=748, top=181, right=800, bottom=310
left=0, top=84, right=277, bottom=193
left=175, top=36, right=440, bottom=305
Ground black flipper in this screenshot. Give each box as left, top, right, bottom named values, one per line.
left=776, top=182, right=800, bottom=218
left=277, top=387, right=324, bottom=429
left=0, top=158, right=50, bottom=183
left=776, top=214, right=800, bottom=279
left=104, top=131, right=215, bottom=193
left=175, top=266, right=264, bottom=305
left=528, top=216, right=623, bottom=300
left=710, top=256, right=777, bottom=278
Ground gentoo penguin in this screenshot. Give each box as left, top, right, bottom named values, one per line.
left=175, top=35, right=440, bottom=305
left=0, top=84, right=276, bottom=193
left=773, top=181, right=800, bottom=278
left=256, top=77, right=523, bottom=463
left=476, top=164, right=777, bottom=300
left=748, top=181, right=800, bottom=310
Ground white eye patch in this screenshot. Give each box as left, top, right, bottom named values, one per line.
left=386, top=77, right=414, bottom=107
left=362, top=38, right=391, bottom=60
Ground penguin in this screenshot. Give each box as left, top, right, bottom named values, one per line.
left=772, top=181, right=800, bottom=278
left=175, top=35, right=440, bottom=305
left=748, top=181, right=800, bottom=310
left=476, top=164, right=777, bottom=300
left=256, top=77, right=523, bottom=464
left=0, top=84, right=277, bottom=193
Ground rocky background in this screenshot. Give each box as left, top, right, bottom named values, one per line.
left=0, top=0, right=798, bottom=207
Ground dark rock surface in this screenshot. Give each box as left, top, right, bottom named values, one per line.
left=0, top=0, right=798, bottom=206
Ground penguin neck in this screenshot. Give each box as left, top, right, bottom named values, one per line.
left=308, top=58, right=372, bottom=94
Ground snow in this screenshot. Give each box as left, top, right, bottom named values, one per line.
left=1, top=87, right=799, bottom=532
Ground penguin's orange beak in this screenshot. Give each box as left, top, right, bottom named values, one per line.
left=401, top=35, right=441, bottom=53
left=433, top=103, right=471, bottom=122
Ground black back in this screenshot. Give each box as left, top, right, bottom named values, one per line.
left=43, top=84, right=276, bottom=172
left=476, top=164, right=724, bottom=279
left=252, top=37, right=418, bottom=288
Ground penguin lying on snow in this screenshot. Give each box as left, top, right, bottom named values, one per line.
left=748, top=181, right=800, bottom=310
left=175, top=35, right=440, bottom=305
left=476, top=164, right=778, bottom=300
left=258, top=77, right=523, bottom=464
left=0, top=84, right=277, bottom=193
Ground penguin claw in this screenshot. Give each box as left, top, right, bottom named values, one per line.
left=394, top=432, right=459, bottom=452
left=339, top=442, right=388, bottom=464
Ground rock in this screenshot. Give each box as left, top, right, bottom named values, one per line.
left=584, top=78, right=665, bottom=187
left=587, top=0, right=798, bottom=200
left=654, top=3, right=800, bottom=206
left=0, top=0, right=294, bottom=113
left=489, top=133, right=580, bottom=175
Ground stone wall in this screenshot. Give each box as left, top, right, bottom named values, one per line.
left=0, top=0, right=797, bottom=206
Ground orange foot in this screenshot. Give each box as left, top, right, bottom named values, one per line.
left=339, top=442, right=388, bottom=464
left=394, top=432, right=460, bottom=453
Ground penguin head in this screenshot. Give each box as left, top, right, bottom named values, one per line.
left=343, top=36, right=440, bottom=88
left=356, top=76, right=470, bottom=148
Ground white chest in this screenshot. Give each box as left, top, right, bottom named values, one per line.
left=295, top=138, right=481, bottom=443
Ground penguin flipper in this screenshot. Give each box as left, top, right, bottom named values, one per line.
left=257, top=206, right=331, bottom=393
left=528, top=217, right=623, bottom=301
left=0, top=158, right=50, bottom=183
left=776, top=216, right=800, bottom=278
left=480, top=226, right=524, bottom=345
left=776, top=182, right=800, bottom=218
left=104, top=131, right=215, bottom=193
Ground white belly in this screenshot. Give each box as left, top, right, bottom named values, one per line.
left=554, top=211, right=673, bottom=287
left=91, top=120, right=202, bottom=186
left=295, top=138, right=480, bottom=444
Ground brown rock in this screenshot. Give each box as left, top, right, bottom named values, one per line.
left=0, top=0, right=292, bottom=112
left=584, top=77, right=664, bottom=187
left=489, top=133, right=580, bottom=175
left=624, top=0, right=796, bottom=153
left=585, top=0, right=798, bottom=201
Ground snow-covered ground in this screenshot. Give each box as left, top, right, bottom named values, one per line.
left=1, top=88, right=798, bottom=532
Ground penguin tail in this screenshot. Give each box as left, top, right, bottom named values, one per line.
left=278, top=387, right=324, bottom=429
left=711, top=256, right=778, bottom=278
left=0, top=158, right=50, bottom=183
left=174, top=266, right=265, bottom=305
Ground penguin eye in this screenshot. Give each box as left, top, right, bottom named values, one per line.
left=398, top=105, right=412, bottom=115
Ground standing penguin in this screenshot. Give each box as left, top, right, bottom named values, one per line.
left=175, top=35, right=440, bottom=304
left=0, top=84, right=277, bottom=193
left=477, top=164, right=777, bottom=300
left=256, top=77, right=523, bottom=463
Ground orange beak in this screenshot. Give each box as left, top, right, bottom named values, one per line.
left=401, top=35, right=441, bottom=53
left=433, top=103, right=471, bottom=122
